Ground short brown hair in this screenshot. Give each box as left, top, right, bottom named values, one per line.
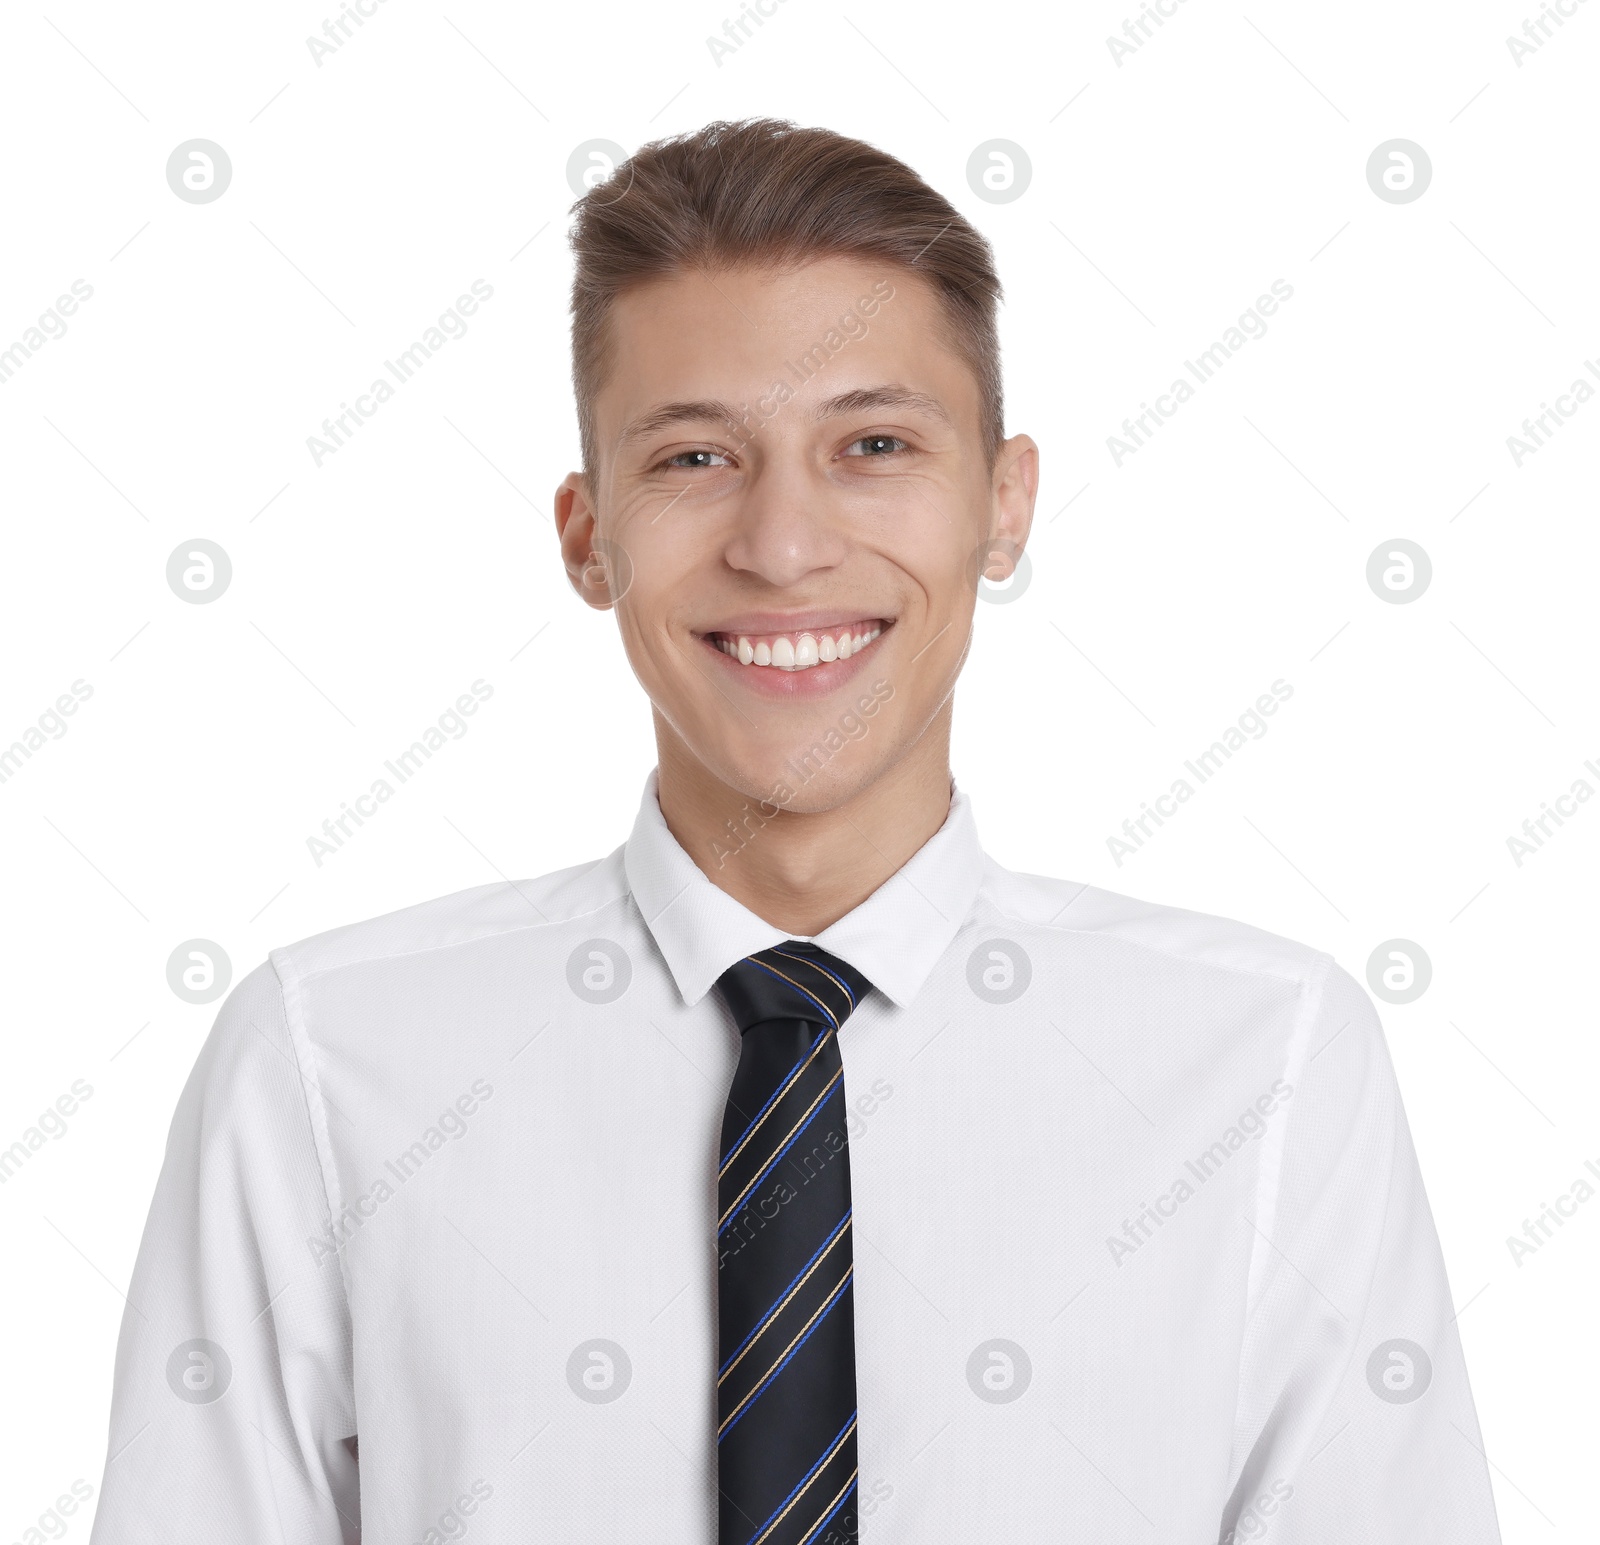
left=567, top=117, right=1004, bottom=482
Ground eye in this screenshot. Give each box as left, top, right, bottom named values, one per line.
left=657, top=448, right=733, bottom=470
left=842, top=434, right=909, bottom=458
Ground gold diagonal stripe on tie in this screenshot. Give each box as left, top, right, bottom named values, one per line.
left=718, top=1262, right=853, bottom=1437
left=746, top=954, right=842, bottom=1030
left=718, top=1064, right=843, bottom=1230
left=749, top=1423, right=857, bottom=1545
left=770, top=947, right=856, bottom=1021
left=794, top=1467, right=860, bottom=1545
left=718, top=1216, right=853, bottom=1389
left=717, top=1026, right=836, bottom=1182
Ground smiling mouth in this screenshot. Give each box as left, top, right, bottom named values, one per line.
left=701, top=619, right=892, bottom=672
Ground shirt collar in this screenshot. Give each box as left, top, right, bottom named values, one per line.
left=623, top=765, right=985, bottom=1011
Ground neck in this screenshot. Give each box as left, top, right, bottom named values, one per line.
left=654, top=706, right=955, bottom=936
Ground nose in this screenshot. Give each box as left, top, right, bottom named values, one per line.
left=720, top=458, right=848, bottom=588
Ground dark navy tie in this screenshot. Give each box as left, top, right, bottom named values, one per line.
left=712, top=940, right=874, bottom=1545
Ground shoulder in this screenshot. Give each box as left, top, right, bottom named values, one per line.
left=974, top=856, right=1334, bottom=992
left=267, top=843, right=632, bottom=991
left=971, top=863, right=1400, bottom=1157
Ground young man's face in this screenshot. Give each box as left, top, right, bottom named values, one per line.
left=555, top=255, right=1037, bottom=815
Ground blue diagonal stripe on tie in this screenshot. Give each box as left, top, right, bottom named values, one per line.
left=719, top=1209, right=852, bottom=1377
left=717, top=1073, right=841, bottom=1238
left=742, top=1410, right=858, bottom=1543
left=771, top=945, right=858, bottom=1010
left=797, top=1474, right=859, bottom=1545
left=719, top=1270, right=852, bottom=1441
left=720, top=1023, right=830, bottom=1169
left=747, top=956, right=840, bottom=1029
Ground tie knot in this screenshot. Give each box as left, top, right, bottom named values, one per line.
left=713, top=941, right=874, bottom=1034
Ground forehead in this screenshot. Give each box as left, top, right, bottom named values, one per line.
left=596, top=256, right=979, bottom=443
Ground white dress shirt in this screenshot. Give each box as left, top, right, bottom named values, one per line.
left=89, top=767, right=1500, bottom=1542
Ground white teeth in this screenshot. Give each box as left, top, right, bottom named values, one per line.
left=711, top=624, right=883, bottom=670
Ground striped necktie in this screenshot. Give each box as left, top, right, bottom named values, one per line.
left=712, top=940, right=874, bottom=1545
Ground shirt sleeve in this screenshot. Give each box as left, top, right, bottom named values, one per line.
left=1220, top=956, right=1502, bottom=1543
left=88, top=960, right=359, bottom=1544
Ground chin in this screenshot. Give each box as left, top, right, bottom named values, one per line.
left=718, top=746, right=883, bottom=818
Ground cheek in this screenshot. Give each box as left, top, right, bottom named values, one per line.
left=603, top=509, right=702, bottom=610
left=610, top=561, right=703, bottom=682
left=610, top=489, right=721, bottom=572
left=903, top=533, right=982, bottom=614
left=613, top=580, right=670, bottom=660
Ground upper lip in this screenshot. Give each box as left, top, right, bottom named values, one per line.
left=697, top=612, right=893, bottom=637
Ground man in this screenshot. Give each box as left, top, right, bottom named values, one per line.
left=89, top=118, right=1500, bottom=1542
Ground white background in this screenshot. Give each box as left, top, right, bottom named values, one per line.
left=1, top=0, right=1595, bottom=1537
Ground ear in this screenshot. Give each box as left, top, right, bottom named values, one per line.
left=553, top=471, right=619, bottom=611
left=983, top=433, right=1039, bottom=583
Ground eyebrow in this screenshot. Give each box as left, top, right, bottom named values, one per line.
left=617, top=399, right=742, bottom=448
left=615, top=383, right=951, bottom=449
left=813, top=385, right=951, bottom=427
